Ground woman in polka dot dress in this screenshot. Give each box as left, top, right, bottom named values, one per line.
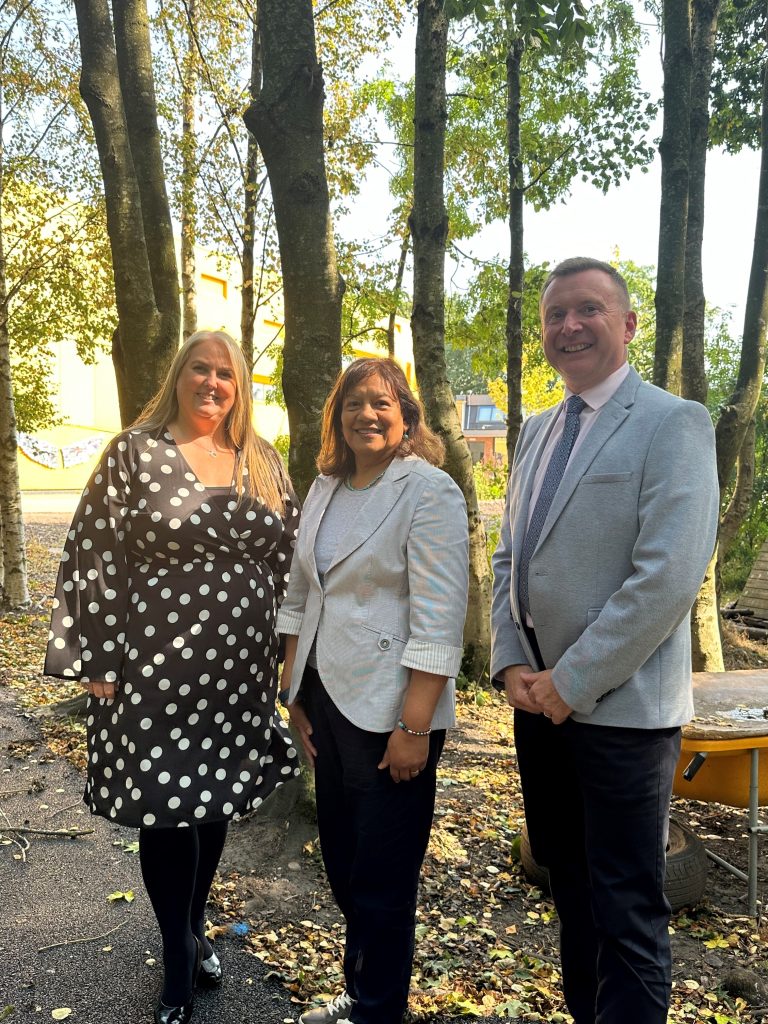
left=45, top=330, right=300, bottom=1024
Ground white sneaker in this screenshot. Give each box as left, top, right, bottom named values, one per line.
left=299, top=990, right=356, bottom=1024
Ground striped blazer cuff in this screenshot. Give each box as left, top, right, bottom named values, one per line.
left=401, top=640, right=464, bottom=678
left=276, top=608, right=304, bottom=635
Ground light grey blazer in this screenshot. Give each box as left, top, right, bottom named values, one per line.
left=278, top=456, right=469, bottom=732
left=491, top=367, right=719, bottom=728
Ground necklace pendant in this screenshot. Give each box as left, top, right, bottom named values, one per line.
left=208, top=450, right=218, bottom=457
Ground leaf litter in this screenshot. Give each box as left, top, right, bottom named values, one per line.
left=3, top=522, right=767, bottom=1022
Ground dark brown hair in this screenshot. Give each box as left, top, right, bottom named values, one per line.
left=317, top=357, right=445, bottom=477
left=540, top=257, right=631, bottom=309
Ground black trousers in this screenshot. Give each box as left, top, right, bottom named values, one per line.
left=514, top=707, right=681, bottom=1024
left=304, top=668, right=445, bottom=1024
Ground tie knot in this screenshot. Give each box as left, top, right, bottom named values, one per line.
left=566, top=395, right=587, bottom=417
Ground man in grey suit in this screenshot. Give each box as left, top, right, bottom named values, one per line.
left=491, top=257, right=719, bottom=1024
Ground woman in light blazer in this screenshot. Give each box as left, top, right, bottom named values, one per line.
left=278, top=358, right=469, bottom=1024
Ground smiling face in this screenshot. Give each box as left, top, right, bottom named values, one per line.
left=175, top=337, right=237, bottom=430
left=340, top=372, right=407, bottom=472
left=540, top=269, right=637, bottom=394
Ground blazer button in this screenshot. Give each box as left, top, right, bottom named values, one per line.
left=378, top=637, right=391, bottom=651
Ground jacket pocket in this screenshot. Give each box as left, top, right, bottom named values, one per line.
left=587, top=607, right=603, bottom=625
left=582, top=472, right=633, bottom=484
left=360, top=624, right=408, bottom=651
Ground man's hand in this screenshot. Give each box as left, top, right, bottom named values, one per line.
left=501, top=664, right=540, bottom=713
left=379, top=729, right=429, bottom=783
left=520, top=669, right=573, bottom=725
left=287, top=701, right=318, bottom=766
left=82, top=680, right=116, bottom=700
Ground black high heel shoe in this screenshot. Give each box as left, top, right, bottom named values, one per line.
left=154, top=1000, right=194, bottom=1024
left=197, top=948, right=223, bottom=988
left=154, top=937, right=203, bottom=1024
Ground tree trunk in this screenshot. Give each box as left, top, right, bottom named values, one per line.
left=691, top=549, right=723, bottom=671
left=681, top=0, right=720, bottom=404
left=245, top=0, right=343, bottom=499
left=505, top=34, right=525, bottom=466
left=410, top=0, right=491, bottom=682
left=387, top=223, right=410, bottom=357
left=653, top=0, right=691, bottom=396
left=714, top=53, right=768, bottom=493
left=241, top=22, right=262, bottom=372
left=0, top=82, right=29, bottom=610
left=718, top=417, right=755, bottom=563
left=180, top=0, right=198, bottom=341
left=682, top=0, right=721, bottom=667
left=74, top=0, right=180, bottom=426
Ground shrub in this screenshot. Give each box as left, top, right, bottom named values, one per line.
left=473, top=460, right=509, bottom=501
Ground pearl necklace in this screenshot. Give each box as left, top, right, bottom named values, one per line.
left=344, top=469, right=386, bottom=491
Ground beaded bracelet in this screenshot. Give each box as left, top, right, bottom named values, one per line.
left=397, top=718, right=431, bottom=737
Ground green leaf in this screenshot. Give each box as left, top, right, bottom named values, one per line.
left=489, top=946, right=515, bottom=959
left=107, top=889, right=135, bottom=903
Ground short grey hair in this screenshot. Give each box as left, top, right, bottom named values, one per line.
left=540, top=257, right=631, bottom=309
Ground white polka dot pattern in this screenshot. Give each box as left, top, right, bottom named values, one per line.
left=44, top=428, right=301, bottom=828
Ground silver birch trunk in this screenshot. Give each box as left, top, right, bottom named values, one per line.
left=411, top=0, right=491, bottom=681
left=0, top=80, right=29, bottom=610
left=180, top=0, right=197, bottom=340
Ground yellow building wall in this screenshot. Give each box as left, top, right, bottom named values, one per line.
left=19, top=250, right=414, bottom=491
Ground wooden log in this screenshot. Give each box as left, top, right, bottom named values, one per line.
left=741, top=615, right=768, bottom=629
left=732, top=624, right=768, bottom=642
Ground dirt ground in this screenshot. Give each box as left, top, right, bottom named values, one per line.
left=3, top=520, right=768, bottom=1022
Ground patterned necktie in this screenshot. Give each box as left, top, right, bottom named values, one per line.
left=518, top=395, right=587, bottom=618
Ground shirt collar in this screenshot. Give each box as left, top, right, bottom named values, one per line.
left=564, top=361, right=630, bottom=412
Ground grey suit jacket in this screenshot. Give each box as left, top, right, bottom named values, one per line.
left=491, top=367, right=719, bottom=728
left=278, top=457, right=469, bottom=732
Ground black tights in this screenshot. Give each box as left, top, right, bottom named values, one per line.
left=139, top=820, right=228, bottom=1005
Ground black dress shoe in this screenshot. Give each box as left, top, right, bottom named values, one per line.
left=154, top=998, right=194, bottom=1024
left=154, top=938, right=202, bottom=1023
left=197, top=950, right=223, bottom=988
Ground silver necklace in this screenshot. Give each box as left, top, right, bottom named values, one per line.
left=344, top=470, right=386, bottom=491
left=191, top=438, right=227, bottom=458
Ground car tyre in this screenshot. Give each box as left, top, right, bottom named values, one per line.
left=519, top=817, right=709, bottom=911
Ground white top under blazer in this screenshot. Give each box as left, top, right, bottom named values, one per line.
left=278, top=456, right=470, bottom=733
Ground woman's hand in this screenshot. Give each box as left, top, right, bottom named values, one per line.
left=379, top=729, right=429, bottom=783
left=82, top=680, right=117, bottom=700
left=287, top=701, right=318, bottom=766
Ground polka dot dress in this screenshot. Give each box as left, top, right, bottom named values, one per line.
left=44, top=428, right=301, bottom=829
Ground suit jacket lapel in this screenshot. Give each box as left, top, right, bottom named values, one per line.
left=532, top=368, right=640, bottom=552
left=511, top=405, right=562, bottom=557
left=327, top=459, right=410, bottom=571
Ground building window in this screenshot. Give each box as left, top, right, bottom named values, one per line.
left=467, top=404, right=506, bottom=429
left=200, top=273, right=227, bottom=299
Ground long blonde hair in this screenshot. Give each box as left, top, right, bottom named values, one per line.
left=131, top=330, right=289, bottom=514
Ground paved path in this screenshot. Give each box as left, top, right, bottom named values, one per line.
left=21, top=491, right=80, bottom=522
left=0, top=685, right=298, bottom=1024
